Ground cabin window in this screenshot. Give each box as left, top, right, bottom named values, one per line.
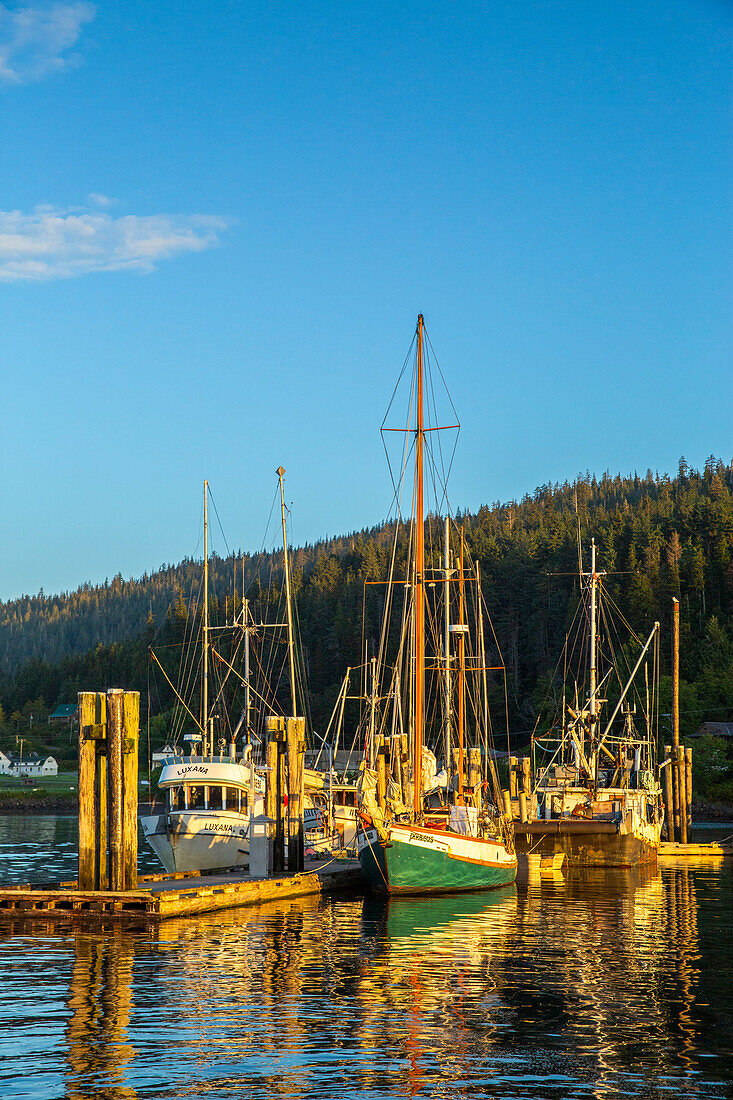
left=168, top=786, right=183, bottom=811
left=208, top=786, right=223, bottom=810
left=187, top=785, right=202, bottom=809
left=224, top=786, right=239, bottom=812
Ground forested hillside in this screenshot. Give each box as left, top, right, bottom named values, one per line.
left=1, top=458, right=732, bottom=759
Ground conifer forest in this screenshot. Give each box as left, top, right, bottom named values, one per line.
left=2, top=458, right=732, bottom=795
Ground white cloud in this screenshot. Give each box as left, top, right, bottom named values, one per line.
left=88, top=192, right=116, bottom=208
left=0, top=2, right=96, bottom=84
left=0, top=205, right=229, bottom=280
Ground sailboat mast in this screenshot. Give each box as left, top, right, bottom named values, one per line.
left=444, top=517, right=452, bottom=773
left=413, top=314, right=425, bottom=817
left=589, top=538, right=597, bottom=720
left=243, top=596, right=251, bottom=745
left=277, top=466, right=298, bottom=719
left=457, top=529, right=466, bottom=804
left=203, top=480, right=209, bottom=757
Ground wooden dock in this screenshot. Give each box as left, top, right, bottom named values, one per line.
left=0, top=861, right=363, bottom=925
left=659, top=840, right=733, bottom=859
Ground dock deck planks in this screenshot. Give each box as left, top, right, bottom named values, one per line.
left=0, top=861, right=362, bottom=924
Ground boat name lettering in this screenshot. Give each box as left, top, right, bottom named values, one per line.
left=410, top=831, right=433, bottom=843
left=179, top=766, right=209, bottom=777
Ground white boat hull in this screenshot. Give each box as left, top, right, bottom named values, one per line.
left=140, top=810, right=250, bottom=874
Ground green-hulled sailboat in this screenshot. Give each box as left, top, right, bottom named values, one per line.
left=356, top=314, right=516, bottom=895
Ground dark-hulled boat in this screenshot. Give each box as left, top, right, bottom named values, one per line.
left=512, top=540, right=663, bottom=867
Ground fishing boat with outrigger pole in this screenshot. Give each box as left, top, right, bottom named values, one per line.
left=512, top=538, right=664, bottom=866
left=356, top=314, right=516, bottom=894
left=141, top=471, right=315, bottom=873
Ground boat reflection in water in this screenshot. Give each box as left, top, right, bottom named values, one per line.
left=9, top=862, right=720, bottom=1099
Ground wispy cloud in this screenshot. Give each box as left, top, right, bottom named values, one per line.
left=88, top=192, right=116, bottom=208
left=0, top=2, right=96, bottom=84
left=0, top=205, right=229, bottom=281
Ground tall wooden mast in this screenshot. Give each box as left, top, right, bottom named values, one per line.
left=202, top=479, right=209, bottom=756
left=413, top=314, right=425, bottom=816
left=278, top=466, right=298, bottom=719
left=457, top=528, right=466, bottom=804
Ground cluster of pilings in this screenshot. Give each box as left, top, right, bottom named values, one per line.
left=662, top=744, right=693, bottom=844
left=502, top=756, right=532, bottom=823
left=662, top=597, right=693, bottom=844
left=265, top=716, right=305, bottom=873
left=77, top=690, right=140, bottom=891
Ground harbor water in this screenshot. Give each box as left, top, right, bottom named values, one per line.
left=0, top=816, right=731, bottom=1099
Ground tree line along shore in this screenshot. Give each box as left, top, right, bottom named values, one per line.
left=1, top=458, right=732, bottom=807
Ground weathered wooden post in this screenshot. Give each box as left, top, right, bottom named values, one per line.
left=521, top=756, right=532, bottom=798
left=509, top=756, right=518, bottom=799
left=663, top=745, right=675, bottom=842
left=265, top=735, right=278, bottom=866
left=266, top=717, right=286, bottom=872
left=518, top=790, right=528, bottom=823
left=286, top=716, right=305, bottom=872
left=468, top=747, right=482, bottom=790
left=107, top=689, right=124, bottom=892
left=122, top=691, right=140, bottom=890
left=686, top=746, right=693, bottom=834
left=672, top=597, right=681, bottom=838
left=678, top=744, right=688, bottom=845
left=502, top=789, right=513, bottom=820
left=78, top=691, right=105, bottom=890
left=376, top=738, right=387, bottom=811
left=78, top=689, right=139, bottom=893
left=398, top=733, right=409, bottom=806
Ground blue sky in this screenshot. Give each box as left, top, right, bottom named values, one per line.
left=1, top=0, right=730, bottom=601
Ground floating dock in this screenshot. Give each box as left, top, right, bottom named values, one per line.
left=658, top=840, right=733, bottom=859
left=0, top=861, right=362, bottom=925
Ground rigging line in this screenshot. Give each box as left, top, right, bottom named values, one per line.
left=380, top=329, right=417, bottom=433
left=207, top=485, right=232, bottom=558
left=381, top=339, right=418, bottom=512
left=149, top=648, right=205, bottom=734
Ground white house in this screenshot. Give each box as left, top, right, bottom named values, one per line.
left=152, top=744, right=178, bottom=766
left=0, top=753, right=58, bottom=777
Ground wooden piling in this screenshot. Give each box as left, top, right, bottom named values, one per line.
left=287, top=717, right=305, bottom=872
left=518, top=791, right=528, bottom=823
left=663, top=744, right=675, bottom=843
left=686, top=746, right=693, bottom=833
left=78, top=689, right=138, bottom=894
left=672, top=597, right=681, bottom=837
left=376, top=739, right=387, bottom=810
left=452, top=747, right=466, bottom=795
left=468, top=747, right=482, bottom=790
left=78, top=692, right=103, bottom=891
left=122, top=691, right=140, bottom=890
left=95, top=732, right=108, bottom=891
left=502, top=789, right=513, bottom=820
left=678, top=744, right=688, bottom=845
left=265, top=718, right=286, bottom=873
left=107, top=689, right=124, bottom=892
left=521, top=756, right=532, bottom=798
left=509, top=757, right=518, bottom=799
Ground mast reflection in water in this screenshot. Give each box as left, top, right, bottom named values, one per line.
left=0, top=818, right=730, bottom=1099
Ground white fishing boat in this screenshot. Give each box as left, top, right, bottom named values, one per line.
left=141, top=478, right=290, bottom=874
left=140, top=747, right=265, bottom=873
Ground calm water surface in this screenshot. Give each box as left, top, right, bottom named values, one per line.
left=0, top=816, right=731, bottom=1099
